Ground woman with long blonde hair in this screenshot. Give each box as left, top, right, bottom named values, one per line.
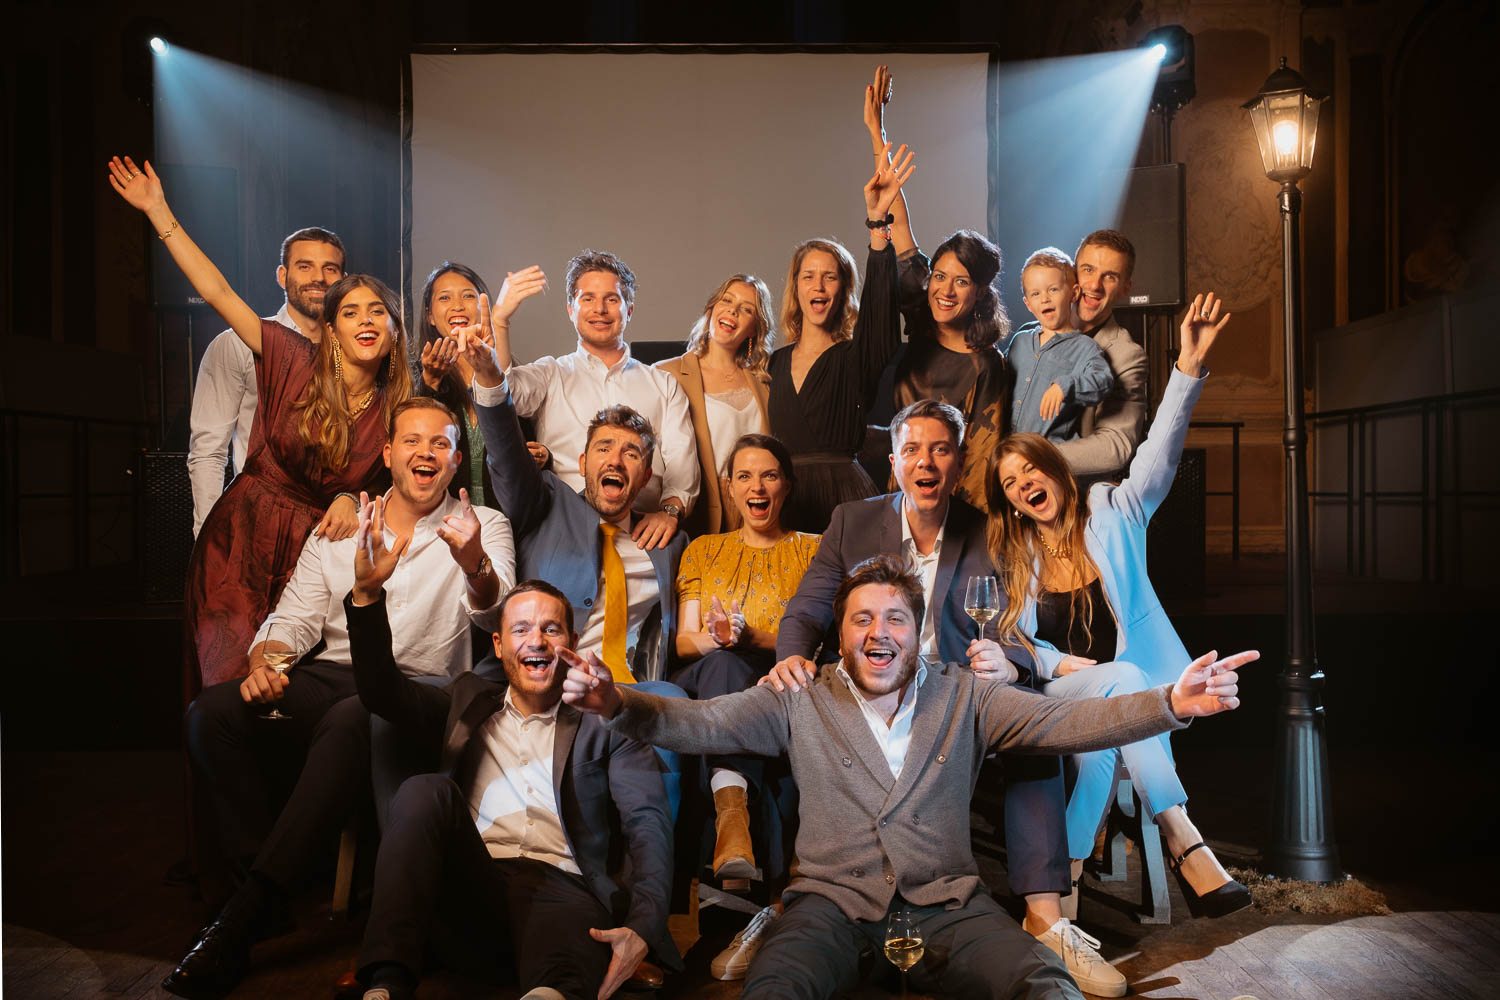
left=657, top=273, right=776, bottom=537
left=976, top=293, right=1250, bottom=930
left=766, top=144, right=914, bottom=533
left=107, top=156, right=411, bottom=687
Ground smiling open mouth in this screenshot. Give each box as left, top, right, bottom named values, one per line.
left=412, top=464, right=438, bottom=486
left=355, top=331, right=379, bottom=346
left=1026, top=488, right=1048, bottom=508
left=599, top=471, right=626, bottom=496
left=864, top=646, right=896, bottom=667
left=914, top=476, right=940, bottom=492
left=520, top=654, right=554, bottom=677
left=808, top=297, right=830, bottom=310
left=746, top=497, right=770, bottom=515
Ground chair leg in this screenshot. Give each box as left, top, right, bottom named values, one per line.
left=331, top=822, right=357, bottom=918
left=1133, top=794, right=1171, bottom=924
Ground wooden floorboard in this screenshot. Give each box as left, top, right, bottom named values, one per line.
left=6, top=750, right=1500, bottom=999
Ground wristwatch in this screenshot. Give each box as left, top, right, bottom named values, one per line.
left=465, top=553, right=492, bottom=581
left=661, top=501, right=684, bottom=521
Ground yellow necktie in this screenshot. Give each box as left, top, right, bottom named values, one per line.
left=599, top=522, right=634, bottom=684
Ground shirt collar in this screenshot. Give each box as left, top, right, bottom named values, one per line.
left=572, top=341, right=635, bottom=375
left=834, top=659, right=928, bottom=707
left=503, top=689, right=562, bottom=723
left=899, top=500, right=946, bottom=556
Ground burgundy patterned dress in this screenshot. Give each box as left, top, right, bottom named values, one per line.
left=184, top=320, right=390, bottom=688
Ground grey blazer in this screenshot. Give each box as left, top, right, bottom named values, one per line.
left=1055, top=317, right=1149, bottom=478
left=476, top=382, right=686, bottom=681
left=607, top=663, right=1186, bottom=922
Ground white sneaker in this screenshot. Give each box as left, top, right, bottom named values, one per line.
left=710, top=905, right=778, bottom=981
left=1035, top=917, right=1127, bottom=998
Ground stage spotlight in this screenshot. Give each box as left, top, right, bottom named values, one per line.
left=150, top=36, right=169, bottom=56
left=1141, top=25, right=1195, bottom=112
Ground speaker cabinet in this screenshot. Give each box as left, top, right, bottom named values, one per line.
left=1146, top=447, right=1205, bottom=598
left=1118, top=164, right=1185, bottom=309
left=151, top=165, right=240, bottom=309
left=140, top=450, right=194, bottom=602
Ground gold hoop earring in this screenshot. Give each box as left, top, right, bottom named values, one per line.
left=1012, top=506, right=1022, bottom=519
left=331, top=339, right=344, bottom=382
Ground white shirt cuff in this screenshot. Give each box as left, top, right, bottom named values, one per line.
left=471, top=376, right=508, bottom=408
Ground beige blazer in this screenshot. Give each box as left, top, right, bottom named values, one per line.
left=656, top=351, right=771, bottom=537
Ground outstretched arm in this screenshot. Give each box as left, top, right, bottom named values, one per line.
left=107, top=157, right=264, bottom=354
left=490, top=264, right=547, bottom=372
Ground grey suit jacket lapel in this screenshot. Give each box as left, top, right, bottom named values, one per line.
left=553, top=703, right=581, bottom=800
left=446, top=686, right=504, bottom=775
left=820, top=672, right=897, bottom=794
left=887, top=666, right=956, bottom=806
left=878, top=493, right=905, bottom=558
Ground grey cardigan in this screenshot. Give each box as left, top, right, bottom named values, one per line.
left=608, top=662, right=1186, bottom=921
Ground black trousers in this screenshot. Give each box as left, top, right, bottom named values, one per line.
left=357, top=773, right=613, bottom=1000
left=184, top=659, right=358, bottom=861
left=742, top=891, right=1082, bottom=1000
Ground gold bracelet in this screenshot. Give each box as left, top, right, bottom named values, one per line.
left=158, top=219, right=180, bottom=240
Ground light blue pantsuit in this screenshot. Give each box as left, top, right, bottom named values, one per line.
left=1023, top=366, right=1208, bottom=859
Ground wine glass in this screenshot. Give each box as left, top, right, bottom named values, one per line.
left=259, top=623, right=297, bottom=720
left=884, top=910, right=924, bottom=996
left=964, top=575, right=1000, bottom=640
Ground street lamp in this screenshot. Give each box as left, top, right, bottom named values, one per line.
left=1244, top=58, right=1341, bottom=882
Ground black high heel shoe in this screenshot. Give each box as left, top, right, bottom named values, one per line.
left=1169, top=842, right=1253, bottom=918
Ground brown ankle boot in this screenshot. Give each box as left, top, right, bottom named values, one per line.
left=712, top=785, right=755, bottom=881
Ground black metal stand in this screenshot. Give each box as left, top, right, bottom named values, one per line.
left=1267, top=180, right=1342, bottom=882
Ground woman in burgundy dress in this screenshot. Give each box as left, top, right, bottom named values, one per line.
left=108, top=156, right=412, bottom=687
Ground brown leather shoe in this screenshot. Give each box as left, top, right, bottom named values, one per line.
left=332, top=967, right=363, bottom=999
left=712, top=785, right=755, bottom=880
left=625, top=959, right=665, bottom=990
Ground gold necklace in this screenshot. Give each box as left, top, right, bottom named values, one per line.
left=347, top=385, right=376, bottom=417
left=1039, top=534, right=1071, bottom=560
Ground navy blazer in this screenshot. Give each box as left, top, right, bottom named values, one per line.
left=475, top=380, right=686, bottom=682
left=775, top=493, right=1035, bottom=678
left=346, top=593, right=681, bottom=969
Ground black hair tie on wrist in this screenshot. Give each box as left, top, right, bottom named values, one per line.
left=865, top=213, right=895, bottom=230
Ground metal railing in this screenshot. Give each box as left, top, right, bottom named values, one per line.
left=1189, top=419, right=1243, bottom=559
left=1307, top=387, right=1500, bottom=583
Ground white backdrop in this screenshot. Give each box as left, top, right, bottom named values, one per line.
left=408, top=51, right=991, bottom=363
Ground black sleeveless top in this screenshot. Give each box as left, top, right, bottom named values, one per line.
left=1034, top=577, right=1116, bottom=664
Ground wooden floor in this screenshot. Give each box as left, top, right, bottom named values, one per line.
left=4, top=746, right=1498, bottom=999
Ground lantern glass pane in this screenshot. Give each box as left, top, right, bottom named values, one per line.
left=1246, top=102, right=1276, bottom=175
left=1301, top=96, right=1322, bottom=171
left=1268, top=93, right=1303, bottom=173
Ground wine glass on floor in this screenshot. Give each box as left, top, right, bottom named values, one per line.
left=259, top=623, right=297, bottom=721
left=884, top=909, right=924, bottom=997
left=964, top=575, right=999, bottom=640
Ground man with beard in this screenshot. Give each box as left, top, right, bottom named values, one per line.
left=351, top=580, right=679, bottom=1000
left=165, top=398, right=514, bottom=999
left=187, top=227, right=347, bottom=536
left=1053, top=229, right=1150, bottom=479
left=561, top=555, right=1256, bottom=999
left=772, top=399, right=1098, bottom=988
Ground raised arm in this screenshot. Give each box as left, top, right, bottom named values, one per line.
left=490, top=264, right=547, bottom=372
left=863, top=65, right=917, bottom=256
left=107, top=157, right=264, bottom=354
left=1105, top=292, right=1230, bottom=523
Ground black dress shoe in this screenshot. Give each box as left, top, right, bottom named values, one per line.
left=160, top=916, right=252, bottom=999
left=1169, top=842, right=1254, bottom=919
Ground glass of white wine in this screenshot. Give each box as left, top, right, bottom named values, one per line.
left=884, top=910, right=924, bottom=996
left=964, top=575, right=1000, bottom=640
left=259, top=623, right=297, bottom=721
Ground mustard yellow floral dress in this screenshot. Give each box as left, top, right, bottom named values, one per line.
left=677, top=530, right=822, bottom=634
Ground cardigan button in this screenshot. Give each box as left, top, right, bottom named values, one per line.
left=584, top=598, right=593, bottom=607
left=852, top=867, right=864, bottom=877
left=842, top=756, right=852, bottom=767
left=936, top=754, right=947, bottom=763
left=886, top=874, right=895, bottom=884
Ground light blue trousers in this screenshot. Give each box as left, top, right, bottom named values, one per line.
left=1042, top=661, right=1187, bottom=860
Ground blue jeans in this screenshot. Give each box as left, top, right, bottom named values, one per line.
left=1043, top=661, right=1187, bottom=860
left=630, top=680, right=687, bottom=822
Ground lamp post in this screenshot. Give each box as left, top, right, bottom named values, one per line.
left=1244, top=58, right=1341, bottom=883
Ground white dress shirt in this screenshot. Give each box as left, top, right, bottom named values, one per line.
left=467, top=692, right=579, bottom=873
left=900, top=505, right=947, bottom=661
left=574, top=515, right=659, bottom=669
left=703, top=387, right=762, bottom=482
left=835, top=661, right=929, bottom=780
left=253, top=492, right=516, bottom=677
left=187, top=303, right=302, bottom=536
left=505, top=343, right=700, bottom=514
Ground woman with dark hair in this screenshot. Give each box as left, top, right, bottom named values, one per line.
left=977, top=293, right=1251, bottom=928
left=107, top=155, right=412, bottom=686
left=864, top=65, right=1012, bottom=508
left=671, top=432, right=818, bottom=978
left=767, top=145, right=914, bottom=534
left=657, top=274, right=776, bottom=537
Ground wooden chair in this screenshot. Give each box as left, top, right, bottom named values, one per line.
left=1097, top=773, right=1170, bottom=924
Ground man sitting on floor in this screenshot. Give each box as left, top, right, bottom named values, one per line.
left=563, top=555, right=1256, bottom=999
left=351, top=579, right=680, bottom=1000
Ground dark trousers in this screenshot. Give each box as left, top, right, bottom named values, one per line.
left=998, top=750, right=1071, bottom=897
left=358, top=773, right=612, bottom=1000
left=184, top=659, right=358, bottom=861
left=742, top=892, right=1082, bottom=1000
